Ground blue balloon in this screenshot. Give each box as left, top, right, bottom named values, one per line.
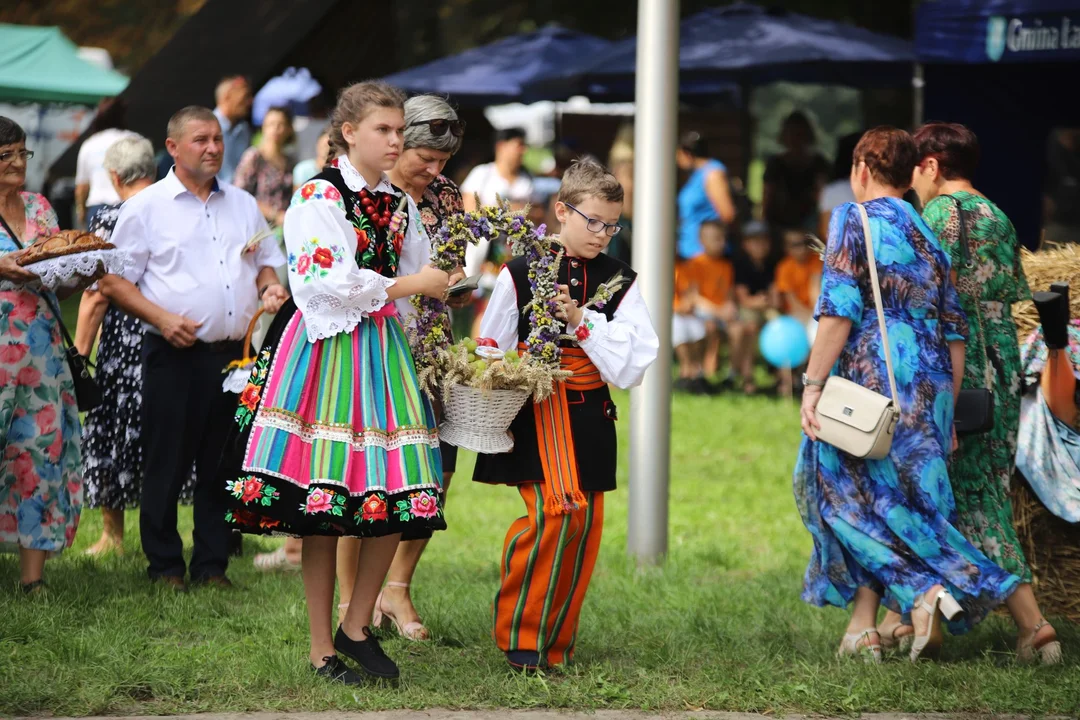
left=759, top=315, right=811, bottom=368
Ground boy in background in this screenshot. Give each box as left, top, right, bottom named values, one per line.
left=733, top=221, right=780, bottom=394
left=673, top=219, right=741, bottom=393
left=774, top=228, right=823, bottom=324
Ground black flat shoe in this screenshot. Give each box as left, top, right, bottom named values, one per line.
left=21, top=579, right=45, bottom=595
left=1034, top=290, right=1069, bottom=350
left=506, top=649, right=542, bottom=671
left=312, top=655, right=365, bottom=686
left=334, top=625, right=399, bottom=680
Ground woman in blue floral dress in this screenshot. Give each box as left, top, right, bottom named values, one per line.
left=794, top=128, right=1020, bottom=663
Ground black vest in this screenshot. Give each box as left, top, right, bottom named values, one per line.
left=314, top=167, right=409, bottom=278
left=471, top=251, right=637, bottom=493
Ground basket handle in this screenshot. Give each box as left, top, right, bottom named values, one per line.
left=239, top=307, right=266, bottom=363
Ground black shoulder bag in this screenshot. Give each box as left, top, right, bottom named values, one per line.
left=949, top=196, right=995, bottom=435
left=0, top=214, right=101, bottom=411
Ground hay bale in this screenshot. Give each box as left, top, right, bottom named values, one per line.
left=1013, top=243, right=1080, bottom=339
left=1009, top=245, right=1080, bottom=622
left=1013, top=475, right=1080, bottom=622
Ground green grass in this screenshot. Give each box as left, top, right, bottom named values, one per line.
left=2, top=392, right=1078, bottom=717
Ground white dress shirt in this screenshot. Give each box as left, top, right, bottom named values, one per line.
left=112, top=169, right=285, bottom=342
left=76, top=128, right=138, bottom=207
left=460, top=162, right=534, bottom=278
left=479, top=266, right=659, bottom=389
left=284, top=154, right=430, bottom=343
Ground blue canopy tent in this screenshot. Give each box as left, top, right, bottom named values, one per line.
left=381, top=26, right=613, bottom=106
left=558, top=3, right=915, bottom=96
left=916, top=0, right=1080, bottom=249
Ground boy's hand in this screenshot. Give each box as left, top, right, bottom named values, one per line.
left=555, top=284, right=583, bottom=327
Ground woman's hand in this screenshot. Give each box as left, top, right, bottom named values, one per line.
left=0, top=251, right=38, bottom=286
left=800, top=385, right=823, bottom=441
left=951, top=425, right=958, bottom=453
left=417, top=264, right=451, bottom=300
left=554, top=284, right=583, bottom=327
left=260, top=283, right=290, bottom=314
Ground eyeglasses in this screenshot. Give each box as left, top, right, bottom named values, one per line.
left=408, top=119, right=465, bottom=138
left=565, top=203, right=622, bottom=236
left=0, top=149, right=34, bottom=163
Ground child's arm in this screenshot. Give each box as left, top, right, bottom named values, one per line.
left=476, top=267, right=521, bottom=350
left=565, top=280, right=659, bottom=389
left=735, top=283, right=769, bottom=310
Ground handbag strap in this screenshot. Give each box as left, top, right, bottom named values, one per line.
left=947, top=195, right=994, bottom=390
left=0, top=210, right=85, bottom=358
left=855, top=203, right=899, bottom=405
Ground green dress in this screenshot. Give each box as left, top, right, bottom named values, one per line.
left=923, top=192, right=1032, bottom=582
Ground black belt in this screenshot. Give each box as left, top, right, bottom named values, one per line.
left=144, top=333, right=243, bottom=354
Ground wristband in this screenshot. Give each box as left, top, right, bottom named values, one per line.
left=258, top=283, right=275, bottom=300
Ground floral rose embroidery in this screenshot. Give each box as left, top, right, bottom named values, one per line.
left=300, top=182, right=316, bottom=199
left=409, top=491, right=440, bottom=519
left=361, top=494, right=388, bottom=522
left=304, top=488, right=333, bottom=514
left=355, top=227, right=370, bottom=253
left=323, top=185, right=341, bottom=201
left=295, top=254, right=312, bottom=276
left=312, top=247, right=334, bottom=269
left=240, top=477, right=264, bottom=504
left=239, top=383, right=261, bottom=412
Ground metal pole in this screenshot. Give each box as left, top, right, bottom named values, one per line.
left=912, top=63, right=925, bottom=130
left=628, top=0, right=678, bottom=565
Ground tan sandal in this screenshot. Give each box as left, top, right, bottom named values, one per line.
left=1017, top=620, right=1062, bottom=665
left=878, top=618, right=914, bottom=653
left=838, top=628, right=882, bottom=664
left=253, top=546, right=300, bottom=572
left=372, top=581, right=430, bottom=641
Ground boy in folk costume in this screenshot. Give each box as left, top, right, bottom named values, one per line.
left=473, top=159, right=659, bottom=670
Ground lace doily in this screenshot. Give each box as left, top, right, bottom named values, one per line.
left=25, top=249, right=134, bottom=292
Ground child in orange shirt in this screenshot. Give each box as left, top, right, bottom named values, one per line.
left=673, top=220, right=740, bottom=393
left=774, top=228, right=823, bottom=324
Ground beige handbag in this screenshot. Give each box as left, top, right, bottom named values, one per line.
left=814, top=203, right=899, bottom=460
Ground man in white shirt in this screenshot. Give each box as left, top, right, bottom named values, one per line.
left=101, top=105, right=288, bottom=591
left=75, top=97, right=136, bottom=228
left=212, top=76, right=254, bottom=184
left=461, top=127, right=534, bottom=279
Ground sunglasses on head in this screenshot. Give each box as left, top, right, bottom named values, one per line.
left=409, top=119, right=466, bottom=138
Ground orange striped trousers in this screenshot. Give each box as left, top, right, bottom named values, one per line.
left=493, top=482, right=604, bottom=666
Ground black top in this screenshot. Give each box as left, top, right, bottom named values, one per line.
left=472, top=249, right=637, bottom=494
left=504, top=248, right=638, bottom=343
left=314, top=167, right=411, bottom=279
left=733, top=254, right=776, bottom=296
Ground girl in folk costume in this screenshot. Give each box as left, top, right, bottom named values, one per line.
left=218, top=81, right=453, bottom=684
left=473, top=160, right=659, bottom=670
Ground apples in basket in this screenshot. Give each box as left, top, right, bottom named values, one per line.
left=436, top=337, right=564, bottom=454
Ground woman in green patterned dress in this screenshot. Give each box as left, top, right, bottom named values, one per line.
left=902, top=122, right=1059, bottom=664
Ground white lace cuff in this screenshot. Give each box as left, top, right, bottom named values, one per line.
left=300, top=274, right=396, bottom=342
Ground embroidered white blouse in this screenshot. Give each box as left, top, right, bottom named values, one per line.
left=479, top=266, right=660, bottom=389
left=284, top=155, right=430, bottom=342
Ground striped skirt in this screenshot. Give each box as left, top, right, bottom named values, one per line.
left=219, top=299, right=444, bottom=538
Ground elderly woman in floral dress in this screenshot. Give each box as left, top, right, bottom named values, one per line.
left=0, top=116, right=96, bottom=593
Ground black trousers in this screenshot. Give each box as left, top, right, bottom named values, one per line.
left=140, top=334, right=241, bottom=581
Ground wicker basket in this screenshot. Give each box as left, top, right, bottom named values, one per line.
left=438, top=383, right=529, bottom=454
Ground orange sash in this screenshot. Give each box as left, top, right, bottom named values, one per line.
left=522, top=344, right=606, bottom=516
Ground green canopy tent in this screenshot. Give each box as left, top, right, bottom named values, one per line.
left=0, top=24, right=128, bottom=104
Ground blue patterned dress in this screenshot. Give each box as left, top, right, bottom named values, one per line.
left=793, top=197, right=1020, bottom=631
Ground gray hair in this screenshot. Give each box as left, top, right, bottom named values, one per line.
left=403, top=95, right=463, bottom=155
left=103, top=135, right=156, bottom=186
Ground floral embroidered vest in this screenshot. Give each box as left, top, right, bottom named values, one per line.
left=313, top=166, right=409, bottom=279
